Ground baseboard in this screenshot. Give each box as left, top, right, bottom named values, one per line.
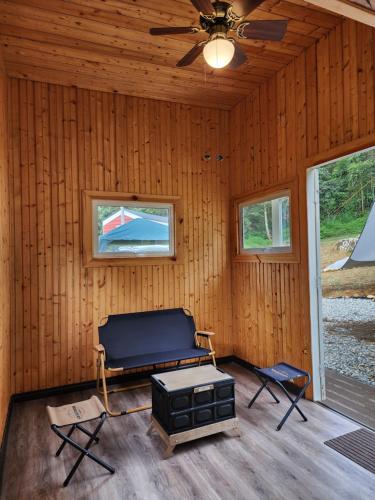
left=12, top=356, right=236, bottom=403
left=0, top=396, right=14, bottom=494
left=9, top=355, right=299, bottom=404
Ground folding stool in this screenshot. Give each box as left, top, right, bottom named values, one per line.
left=47, top=395, right=115, bottom=487
left=247, top=362, right=311, bottom=431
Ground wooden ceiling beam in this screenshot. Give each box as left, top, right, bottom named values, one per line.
left=304, top=0, right=375, bottom=27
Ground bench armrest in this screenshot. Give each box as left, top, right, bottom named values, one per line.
left=94, top=344, right=105, bottom=353
left=196, top=331, right=215, bottom=337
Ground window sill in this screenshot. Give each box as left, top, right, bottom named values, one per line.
left=232, top=250, right=300, bottom=264
left=83, top=255, right=180, bottom=268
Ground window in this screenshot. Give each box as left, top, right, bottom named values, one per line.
left=240, top=193, right=291, bottom=253
left=82, top=192, right=183, bottom=266
left=232, top=179, right=300, bottom=263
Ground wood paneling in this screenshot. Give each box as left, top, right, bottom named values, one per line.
left=0, top=0, right=342, bottom=109
left=230, top=19, right=375, bottom=388
left=7, top=79, right=233, bottom=394
left=0, top=50, right=11, bottom=440
left=3, top=5, right=375, bottom=404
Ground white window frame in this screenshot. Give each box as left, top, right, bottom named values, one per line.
left=231, top=178, right=300, bottom=264
left=238, top=190, right=292, bottom=255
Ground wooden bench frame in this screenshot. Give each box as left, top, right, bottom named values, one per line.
left=94, top=310, right=216, bottom=417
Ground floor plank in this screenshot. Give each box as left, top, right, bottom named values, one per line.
left=2, top=363, right=375, bottom=500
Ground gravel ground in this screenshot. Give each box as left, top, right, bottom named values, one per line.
left=322, top=298, right=375, bottom=386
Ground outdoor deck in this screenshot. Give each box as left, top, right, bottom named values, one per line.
left=325, top=368, right=375, bottom=430
left=2, top=363, right=375, bottom=500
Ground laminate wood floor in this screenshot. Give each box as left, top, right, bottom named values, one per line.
left=2, top=363, right=375, bottom=500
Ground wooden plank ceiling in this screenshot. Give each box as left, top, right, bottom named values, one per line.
left=0, top=0, right=342, bottom=109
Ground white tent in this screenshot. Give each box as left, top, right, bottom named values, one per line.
left=323, top=202, right=375, bottom=272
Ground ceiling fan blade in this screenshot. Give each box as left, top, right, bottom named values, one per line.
left=237, top=20, right=288, bottom=41
left=176, top=42, right=206, bottom=67
left=228, top=41, right=247, bottom=69
left=231, top=0, right=264, bottom=18
left=191, top=0, right=215, bottom=16
left=150, top=27, right=199, bottom=36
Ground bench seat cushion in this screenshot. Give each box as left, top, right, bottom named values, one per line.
left=105, top=347, right=210, bottom=370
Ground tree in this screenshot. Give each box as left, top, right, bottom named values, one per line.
left=319, top=149, right=375, bottom=239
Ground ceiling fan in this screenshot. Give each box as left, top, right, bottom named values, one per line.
left=149, top=0, right=288, bottom=69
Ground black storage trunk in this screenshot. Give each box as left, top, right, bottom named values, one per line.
left=151, top=365, right=235, bottom=435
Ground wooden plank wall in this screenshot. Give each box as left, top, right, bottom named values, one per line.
left=7, top=79, right=233, bottom=394
left=0, top=51, right=11, bottom=439
left=230, top=18, right=375, bottom=383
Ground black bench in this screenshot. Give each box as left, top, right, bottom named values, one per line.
left=95, top=308, right=216, bottom=416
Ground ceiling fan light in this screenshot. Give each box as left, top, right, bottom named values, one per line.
left=203, top=37, right=235, bottom=69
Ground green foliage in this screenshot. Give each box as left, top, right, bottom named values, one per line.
left=242, top=201, right=272, bottom=243
left=244, top=234, right=272, bottom=248
left=320, top=213, right=369, bottom=239
left=242, top=197, right=290, bottom=249
left=319, top=150, right=375, bottom=240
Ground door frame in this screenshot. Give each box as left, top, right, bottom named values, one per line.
left=307, top=167, right=325, bottom=401
left=306, top=143, right=375, bottom=402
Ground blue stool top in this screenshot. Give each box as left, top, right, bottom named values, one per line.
left=256, top=363, right=309, bottom=382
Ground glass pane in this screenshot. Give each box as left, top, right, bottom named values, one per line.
left=241, top=195, right=290, bottom=251
left=95, top=204, right=172, bottom=257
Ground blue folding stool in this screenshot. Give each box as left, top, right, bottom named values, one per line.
left=247, top=362, right=311, bottom=431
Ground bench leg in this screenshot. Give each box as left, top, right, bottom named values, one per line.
left=98, top=352, right=151, bottom=417
left=207, top=338, right=216, bottom=367
left=98, top=353, right=124, bottom=417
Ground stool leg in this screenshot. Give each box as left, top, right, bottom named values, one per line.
left=63, top=445, right=114, bottom=487
left=52, top=416, right=114, bottom=487
left=248, top=374, right=280, bottom=409
left=248, top=381, right=267, bottom=408
left=274, top=381, right=309, bottom=431
left=76, top=423, right=100, bottom=443
left=56, top=425, right=75, bottom=456
left=63, top=417, right=109, bottom=487
left=264, top=384, right=280, bottom=404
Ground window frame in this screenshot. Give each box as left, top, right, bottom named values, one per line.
left=231, top=178, right=300, bottom=263
left=82, top=191, right=183, bottom=267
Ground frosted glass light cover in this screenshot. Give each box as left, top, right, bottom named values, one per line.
left=203, top=38, right=235, bottom=69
